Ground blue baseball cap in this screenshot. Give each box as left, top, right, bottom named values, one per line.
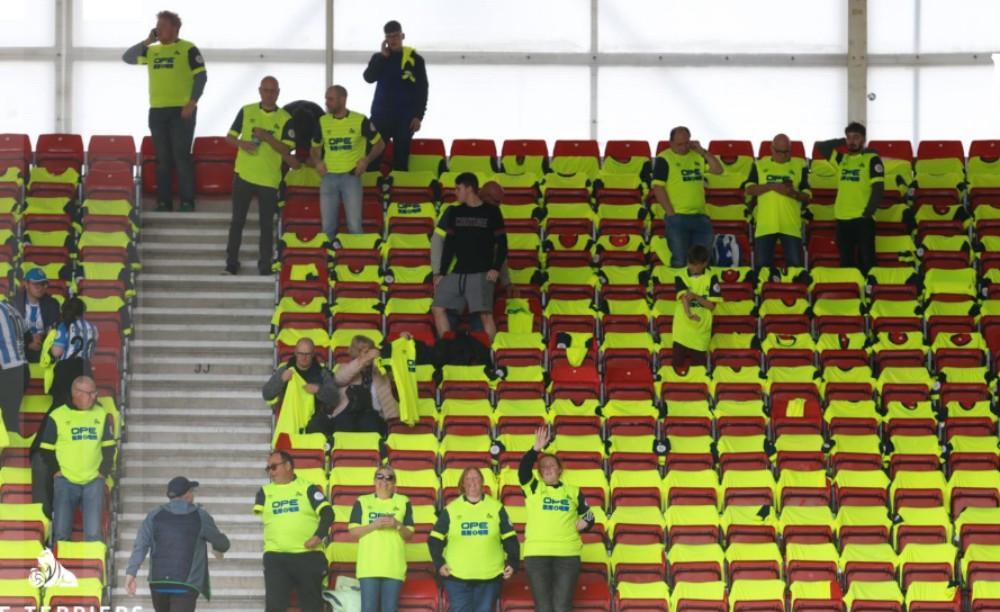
left=167, top=476, right=199, bottom=498
left=24, top=268, right=47, bottom=283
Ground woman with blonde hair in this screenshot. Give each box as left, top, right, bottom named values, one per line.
left=348, top=464, right=414, bottom=612
left=328, top=335, right=399, bottom=435
left=428, top=467, right=519, bottom=612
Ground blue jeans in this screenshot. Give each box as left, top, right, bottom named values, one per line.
left=149, top=106, right=196, bottom=207
left=52, top=475, right=104, bottom=542
left=754, top=233, right=804, bottom=270
left=320, top=172, right=364, bottom=238
left=665, top=213, right=714, bottom=267
left=360, top=577, right=403, bottom=612
left=444, top=576, right=502, bottom=612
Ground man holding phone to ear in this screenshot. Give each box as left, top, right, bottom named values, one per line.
left=123, top=10, right=207, bottom=212
left=363, top=20, right=429, bottom=171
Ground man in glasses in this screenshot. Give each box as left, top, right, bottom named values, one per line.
left=254, top=450, right=333, bottom=612
left=262, top=338, right=339, bottom=408
left=744, top=133, right=811, bottom=270
left=12, top=267, right=59, bottom=362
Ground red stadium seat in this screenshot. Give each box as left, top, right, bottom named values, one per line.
left=193, top=136, right=236, bottom=195
left=36, top=133, right=84, bottom=174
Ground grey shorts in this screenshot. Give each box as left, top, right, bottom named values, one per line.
left=433, top=272, right=495, bottom=313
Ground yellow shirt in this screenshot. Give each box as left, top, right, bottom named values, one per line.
left=253, top=477, right=330, bottom=553
left=228, top=103, right=295, bottom=189
left=137, top=39, right=206, bottom=108
left=748, top=157, right=809, bottom=238
left=312, top=111, right=382, bottom=174
left=672, top=269, right=722, bottom=352
left=831, top=150, right=884, bottom=220
left=350, top=493, right=414, bottom=580
left=652, top=149, right=709, bottom=215
left=522, top=478, right=585, bottom=557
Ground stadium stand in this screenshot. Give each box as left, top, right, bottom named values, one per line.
left=0, top=133, right=134, bottom=609
left=259, top=135, right=1000, bottom=611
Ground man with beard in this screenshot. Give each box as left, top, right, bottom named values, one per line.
left=815, top=122, right=884, bottom=272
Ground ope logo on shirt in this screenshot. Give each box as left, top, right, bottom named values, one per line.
left=70, top=426, right=98, bottom=441
left=680, top=168, right=703, bottom=182
left=272, top=499, right=300, bottom=514
left=460, top=521, right=489, bottom=536
left=368, top=511, right=395, bottom=522
left=840, top=168, right=862, bottom=182
left=152, top=56, right=175, bottom=70
left=542, top=496, right=570, bottom=512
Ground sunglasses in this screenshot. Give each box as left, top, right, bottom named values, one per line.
left=294, top=351, right=313, bottom=357
left=265, top=461, right=287, bottom=472
left=375, top=473, right=396, bottom=481
left=772, top=149, right=791, bottom=154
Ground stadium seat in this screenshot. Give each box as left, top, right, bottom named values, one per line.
left=192, top=136, right=236, bottom=196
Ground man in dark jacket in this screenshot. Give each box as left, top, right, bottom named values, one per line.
left=362, top=20, right=429, bottom=171
left=126, top=476, right=230, bottom=611
left=261, top=338, right=339, bottom=407
left=12, top=267, right=60, bottom=362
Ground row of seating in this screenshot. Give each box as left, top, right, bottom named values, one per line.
left=0, top=147, right=137, bottom=610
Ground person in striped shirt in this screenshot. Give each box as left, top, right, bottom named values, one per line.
left=48, top=297, right=100, bottom=410
left=0, top=300, right=27, bottom=434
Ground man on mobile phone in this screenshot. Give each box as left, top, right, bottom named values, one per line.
left=362, top=20, right=429, bottom=171
left=122, top=10, right=207, bottom=213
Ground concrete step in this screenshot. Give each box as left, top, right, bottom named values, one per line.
left=134, top=306, right=273, bottom=327
left=130, top=354, right=273, bottom=376
left=142, top=227, right=268, bottom=245
left=138, top=290, right=274, bottom=309
left=131, top=338, right=272, bottom=357
left=125, top=423, right=271, bottom=446
left=141, top=259, right=270, bottom=276
left=135, top=323, right=271, bottom=342
left=139, top=241, right=262, bottom=262
left=129, top=372, right=271, bottom=394
left=123, top=459, right=272, bottom=480
left=127, top=389, right=269, bottom=410
left=139, top=273, right=276, bottom=291
left=122, top=442, right=272, bottom=464
left=120, top=476, right=267, bottom=493
left=142, top=210, right=260, bottom=228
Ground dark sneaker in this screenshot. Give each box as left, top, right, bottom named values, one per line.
left=223, top=263, right=240, bottom=275
left=155, top=202, right=173, bottom=212
left=178, top=202, right=195, bottom=212
left=258, top=265, right=273, bottom=276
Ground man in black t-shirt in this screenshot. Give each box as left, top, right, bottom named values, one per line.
left=432, top=172, right=507, bottom=341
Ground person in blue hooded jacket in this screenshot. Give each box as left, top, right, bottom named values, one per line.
left=363, top=20, right=429, bottom=171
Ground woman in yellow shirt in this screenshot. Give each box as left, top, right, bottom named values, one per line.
left=348, top=465, right=414, bottom=612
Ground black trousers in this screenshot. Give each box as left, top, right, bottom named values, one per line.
left=151, top=589, right=199, bottom=612
left=227, top=175, right=278, bottom=272
left=263, top=550, right=327, bottom=612
left=836, top=217, right=876, bottom=273
left=372, top=116, right=413, bottom=171
left=524, top=556, right=581, bottom=612
left=149, top=106, right=197, bottom=206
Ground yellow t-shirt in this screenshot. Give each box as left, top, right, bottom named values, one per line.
left=137, top=39, right=206, bottom=108
left=672, top=269, right=722, bottom=352
left=349, top=493, right=414, bottom=580
left=429, top=495, right=517, bottom=580
left=831, top=150, right=885, bottom=220
left=253, top=477, right=330, bottom=553
left=748, top=157, right=809, bottom=238
left=228, top=103, right=295, bottom=189
left=522, top=478, right=585, bottom=557
left=312, top=111, right=382, bottom=174
left=652, top=149, right=709, bottom=215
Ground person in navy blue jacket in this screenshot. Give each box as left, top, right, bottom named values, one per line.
left=363, top=20, right=429, bottom=171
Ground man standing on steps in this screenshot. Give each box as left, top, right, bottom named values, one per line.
left=255, top=450, right=333, bottom=612
left=125, top=476, right=231, bottom=612
left=224, top=76, right=298, bottom=276
left=122, top=10, right=207, bottom=212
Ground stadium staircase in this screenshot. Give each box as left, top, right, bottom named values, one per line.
left=112, top=204, right=272, bottom=610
